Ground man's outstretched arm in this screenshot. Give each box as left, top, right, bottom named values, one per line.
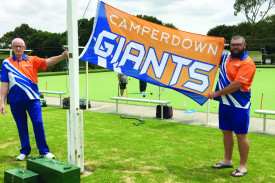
left=46, top=50, right=69, bottom=67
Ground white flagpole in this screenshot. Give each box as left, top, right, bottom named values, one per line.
left=86, top=62, right=89, bottom=109
left=67, top=0, right=84, bottom=172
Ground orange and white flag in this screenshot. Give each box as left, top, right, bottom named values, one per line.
left=80, top=1, right=225, bottom=105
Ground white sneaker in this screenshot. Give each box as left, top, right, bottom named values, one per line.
left=45, top=153, right=55, bottom=159
left=16, top=154, right=27, bottom=161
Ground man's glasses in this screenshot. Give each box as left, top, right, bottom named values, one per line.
left=12, top=45, right=24, bottom=49
left=230, top=43, right=243, bottom=47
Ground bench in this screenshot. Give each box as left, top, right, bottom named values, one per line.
left=39, top=91, right=67, bottom=107
left=248, top=51, right=263, bottom=65
left=253, top=60, right=263, bottom=65
left=110, top=97, right=170, bottom=120
left=254, top=109, right=275, bottom=133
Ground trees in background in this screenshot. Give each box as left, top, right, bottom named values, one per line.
left=233, top=0, right=275, bottom=25
left=78, top=18, right=94, bottom=47
left=207, top=14, right=275, bottom=54
left=208, top=0, right=275, bottom=54
left=0, top=24, right=37, bottom=48
left=233, top=0, right=275, bottom=51
left=206, top=25, right=237, bottom=41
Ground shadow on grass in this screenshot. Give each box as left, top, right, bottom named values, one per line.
left=148, top=122, right=183, bottom=130
left=42, top=107, right=65, bottom=112
left=1, top=155, right=28, bottom=170
left=166, top=164, right=235, bottom=182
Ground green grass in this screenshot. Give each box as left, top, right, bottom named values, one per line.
left=37, top=68, right=275, bottom=119
left=2, top=68, right=274, bottom=181
left=0, top=53, right=10, bottom=59
left=0, top=106, right=275, bottom=182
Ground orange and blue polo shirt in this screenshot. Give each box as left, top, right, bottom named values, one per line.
left=1, top=54, right=47, bottom=102
left=214, top=51, right=256, bottom=109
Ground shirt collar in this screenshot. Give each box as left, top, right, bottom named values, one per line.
left=12, top=53, right=28, bottom=61
left=239, top=51, right=248, bottom=60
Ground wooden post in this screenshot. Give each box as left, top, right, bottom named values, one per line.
left=260, top=93, right=263, bottom=117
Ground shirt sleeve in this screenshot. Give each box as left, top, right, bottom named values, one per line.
left=1, top=61, right=9, bottom=82
left=235, top=61, right=256, bottom=85
left=220, top=53, right=229, bottom=66
left=33, top=56, right=47, bottom=71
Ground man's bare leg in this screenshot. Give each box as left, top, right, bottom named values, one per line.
left=231, top=134, right=249, bottom=176
left=212, top=130, right=234, bottom=168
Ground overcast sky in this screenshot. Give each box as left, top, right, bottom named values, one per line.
left=0, top=0, right=266, bottom=42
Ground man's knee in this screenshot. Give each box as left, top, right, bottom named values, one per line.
left=222, top=130, right=233, bottom=136
left=236, top=134, right=248, bottom=140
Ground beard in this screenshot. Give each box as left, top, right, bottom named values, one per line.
left=230, top=48, right=245, bottom=58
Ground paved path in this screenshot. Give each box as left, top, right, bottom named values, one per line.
left=44, top=96, right=275, bottom=135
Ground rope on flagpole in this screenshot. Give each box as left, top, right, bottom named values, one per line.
left=63, top=0, right=93, bottom=97
left=78, top=0, right=92, bottom=29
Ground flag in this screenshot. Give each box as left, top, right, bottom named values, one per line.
left=80, top=1, right=225, bottom=105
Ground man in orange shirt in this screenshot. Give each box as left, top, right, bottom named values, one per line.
left=208, top=35, right=256, bottom=177
left=1, top=38, right=68, bottom=161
